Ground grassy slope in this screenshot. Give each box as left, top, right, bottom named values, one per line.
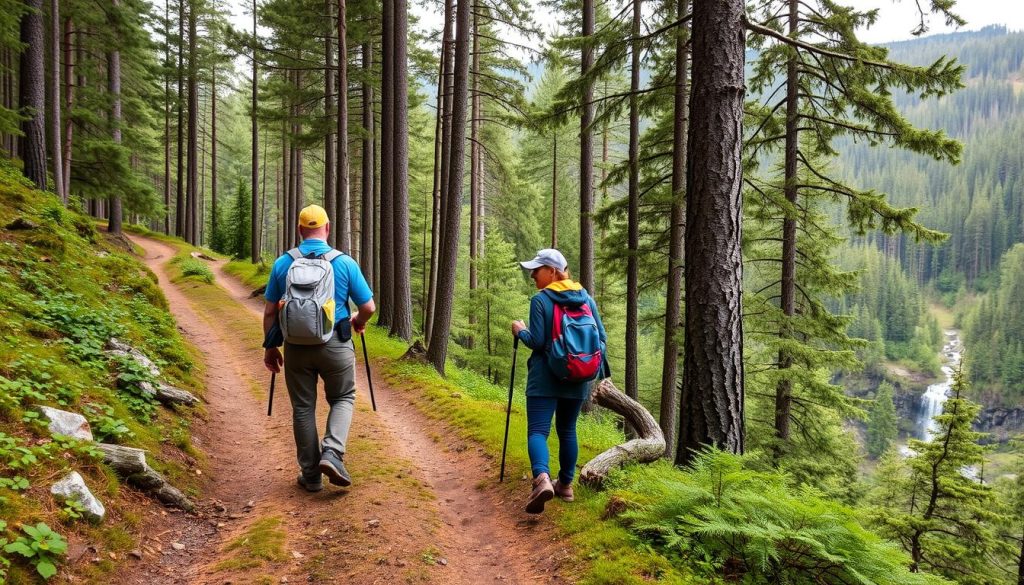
left=218, top=258, right=688, bottom=584
left=0, top=162, right=204, bottom=584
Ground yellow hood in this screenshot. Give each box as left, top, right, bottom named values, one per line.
left=545, top=279, right=583, bottom=292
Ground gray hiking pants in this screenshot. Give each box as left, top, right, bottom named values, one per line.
left=283, top=333, right=356, bottom=478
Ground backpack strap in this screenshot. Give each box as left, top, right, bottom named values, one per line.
left=322, top=249, right=344, bottom=262
left=286, top=248, right=303, bottom=260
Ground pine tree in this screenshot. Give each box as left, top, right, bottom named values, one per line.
left=19, top=0, right=47, bottom=189
left=866, top=381, right=898, bottom=459
left=868, top=369, right=1001, bottom=584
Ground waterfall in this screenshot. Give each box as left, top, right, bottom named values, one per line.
left=917, top=331, right=962, bottom=441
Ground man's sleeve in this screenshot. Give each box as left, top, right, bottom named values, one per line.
left=346, top=258, right=373, bottom=305
left=264, top=256, right=287, bottom=303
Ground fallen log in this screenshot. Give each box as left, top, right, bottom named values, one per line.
left=96, top=443, right=195, bottom=512
left=579, top=378, right=666, bottom=487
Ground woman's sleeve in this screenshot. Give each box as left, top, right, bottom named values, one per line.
left=590, top=297, right=608, bottom=344
left=517, top=295, right=547, bottom=350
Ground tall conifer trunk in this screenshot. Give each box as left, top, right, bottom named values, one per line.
left=185, top=0, right=198, bottom=245
left=579, top=0, right=595, bottom=293
left=211, top=65, right=219, bottom=250
left=660, top=0, right=688, bottom=459
left=251, top=0, right=260, bottom=261
left=336, top=0, right=350, bottom=253
left=468, top=3, right=479, bottom=344
left=773, top=0, right=799, bottom=450
left=378, top=0, right=395, bottom=329
left=625, top=0, right=641, bottom=410
left=175, top=0, right=185, bottom=237
left=19, top=0, right=47, bottom=190
left=551, top=132, right=557, bottom=247
left=390, top=0, right=413, bottom=340
left=162, top=0, right=170, bottom=233
left=324, top=0, right=336, bottom=245
left=49, top=0, right=64, bottom=202
left=106, top=0, right=123, bottom=234
left=360, top=41, right=374, bottom=285
left=427, top=0, right=454, bottom=343
left=427, top=0, right=470, bottom=374
left=62, top=17, right=74, bottom=200
left=676, top=0, right=745, bottom=464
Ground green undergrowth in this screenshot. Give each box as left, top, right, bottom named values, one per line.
left=0, top=159, right=204, bottom=584
left=222, top=258, right=270, bottom=290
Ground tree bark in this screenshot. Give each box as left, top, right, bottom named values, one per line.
left=660, top=0, right=688, bottom=460
left=625, top=0, right=641, bottom=411
left=551, top=132, right=557, bottom=247
left=48, top=0, right=64, bottom=202
left=323, top=0, right=336, bottom=246
left=361, top=41, right=374, bottom=285
left=468, top=2, right=479, bottom=344
left=773, top=0, right=799, bottom=452
left=390, top=0, right=413, bottom=340
left=676, top=0, right=746, bottom=465
left=161, top=1, right=170, bottom=233
left=336, top=0, right=351, bottom=252
left=62, top=17, right=74, bottom=200
left=580, top=379, right=666, bottom=486
left=185, top=0, right=198, bottom=244
left=175, top=0, right=185, bottom=237
left=19, top=0, right=48, bottom=190
left=427, top=0, right=454, bottom=344
left=251, top=0, right=260, bottom=261
left=106, top=0, right=123, bottom=235
left=426, top=0, right=470, bottom=374
left=211, top=66, right=219, bottom=251
left=96, top=444, right=194, bottom=511
left=378, top=0, right=395, bottom=329
left=579, top=0, right=595, bottom=293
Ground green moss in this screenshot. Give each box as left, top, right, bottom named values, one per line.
left=214, top=516, right=288, bottom=571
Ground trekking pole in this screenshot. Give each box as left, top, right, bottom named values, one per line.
left=499, top=337, right=520, bottom=483
left=360, top=332, right=377, bottom=411
left=267, top=372, right=276, bottom=416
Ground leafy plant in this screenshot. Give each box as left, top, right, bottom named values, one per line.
left=112, top=355, right=158, bottom=421
left=0, top=520, right=9, bottom=582
left=3, top=522, right=67, bottom=580
left=58, top=499, right=89, bottom=523
left=177, top=258, right=214, bottom=283
left=83, top=403, right=135, bottom=442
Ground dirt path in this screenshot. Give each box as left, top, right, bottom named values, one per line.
left=111, top=235, right=569, bottom=584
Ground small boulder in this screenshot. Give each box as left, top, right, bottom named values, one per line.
left=38, top=406, right=93, bottom=441
left=51, top=471, right=106, bottom=522
left=155, top=383, right=200, bottom=407
left=105, top=338, right=161, bottom=378
left=5, top=217, right=39, bottom=230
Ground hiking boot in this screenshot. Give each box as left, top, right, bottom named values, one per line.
left=297, top=473, right=323, bottom=493
left=525, top=473, right=554, bottom=514
left=318, top=448, right=352, bottom=487
left=552, top=479, right=574, bottom=502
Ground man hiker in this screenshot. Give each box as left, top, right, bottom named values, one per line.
left=262, top=204, right=376, bottom=492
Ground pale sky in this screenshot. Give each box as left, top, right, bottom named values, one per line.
left=220, top=0, right=1024, bottom=76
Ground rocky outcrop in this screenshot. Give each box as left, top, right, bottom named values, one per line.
left=116, top=375, right=200, bottom=407
left=105, top=337, right=161, bottom=378
left=38, top=406, right=93, bottom=441
left=95, top=443, right=194, bottom=512
left=974, top=407, right=1024, bottom=443
left=51, top=471, right=105, bottom=522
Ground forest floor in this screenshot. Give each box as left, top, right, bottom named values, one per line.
left=107, top=234, right=570, bottom=585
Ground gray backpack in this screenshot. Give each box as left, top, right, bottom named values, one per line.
left=279, top=248, right=343, bottom=345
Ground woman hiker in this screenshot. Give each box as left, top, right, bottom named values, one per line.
left=512, top=249, right=607, bottom=514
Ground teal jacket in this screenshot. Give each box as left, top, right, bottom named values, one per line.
left=516, top=280, right=607, bottom=400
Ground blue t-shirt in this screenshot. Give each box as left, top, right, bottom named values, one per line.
left=264, top=239, right=373, bottom=320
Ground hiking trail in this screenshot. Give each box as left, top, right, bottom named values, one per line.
left=105, top=234, right=570, bottom=584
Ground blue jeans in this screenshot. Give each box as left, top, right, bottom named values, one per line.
left=526, top=396, right=585, bottom=484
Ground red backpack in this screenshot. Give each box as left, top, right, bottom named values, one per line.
left=546, top=293, right=603, bottom=383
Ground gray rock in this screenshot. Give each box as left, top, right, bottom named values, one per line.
left=105, top=338, right=161, bottom=378
left=51, top=471, right=105, bottom=522
left=38, top=406, right=93, bottom=441
left=95, top=443, right=195, bottom=512
left=154, top=383, right=200, bottom=407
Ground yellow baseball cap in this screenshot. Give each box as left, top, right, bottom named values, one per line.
left=298, top=204, right=329, bottom=229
